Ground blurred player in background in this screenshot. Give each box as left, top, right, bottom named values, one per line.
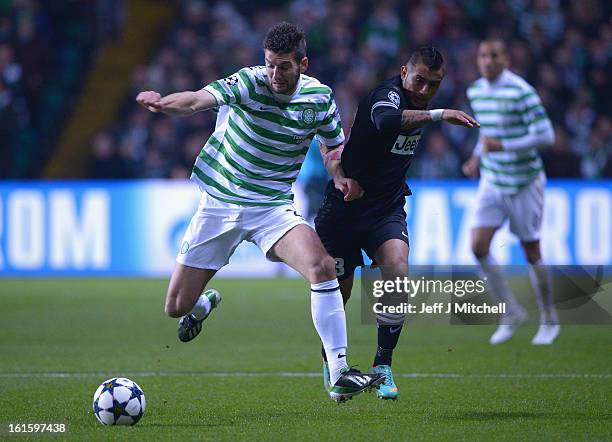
left=136, top=22, right=384, bottom=402
left=462, top=38, right=559, bottom=345
left=315, top=47, right=479, bottom=399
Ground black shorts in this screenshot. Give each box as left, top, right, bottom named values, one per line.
left=315, top=194, right=409, bottom=281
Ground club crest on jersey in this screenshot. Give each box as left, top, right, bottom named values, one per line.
left=388, top=91, right=400, bottom=107
left=301, top=108, right=316, bottom=126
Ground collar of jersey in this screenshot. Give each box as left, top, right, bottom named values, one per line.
left=485, top=69, right=511, bottom=89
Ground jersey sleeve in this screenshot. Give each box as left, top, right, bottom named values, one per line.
left=519, top=90, right=552, bottom=133
left=315, top=97, right=345, bottom=147
left=501, top=90, right=554, bottom=151
left=370, top=87, right=401, bottom=124
left=368, top=86, right=403, bottom=133
left=203, top=67, right=252, bottom=106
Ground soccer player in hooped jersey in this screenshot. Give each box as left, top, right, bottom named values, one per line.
left=462, top=39, right=559, bottom=346
left=315, top=47, right=479, bottom=399
left=135, top=22, right=384, bottom=402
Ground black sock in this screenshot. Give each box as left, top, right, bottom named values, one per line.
left=374, top=347, right=393, bottom=366
left=373, top=324, right=403, bottom=366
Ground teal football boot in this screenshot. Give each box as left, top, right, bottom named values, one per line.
left=371, top=365, right=398, bottom=400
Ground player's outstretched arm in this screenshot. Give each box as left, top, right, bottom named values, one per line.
left=440, top=109, right=480, bottom=128
left=135, top=89, right=218, bottom=116
left=397, top=109, right=479, bottom=130
left=374, top=107, right=479, bottom=131
left=319, top=143, right=364, bottom=202
left=482, top=124, right=554, bottom=153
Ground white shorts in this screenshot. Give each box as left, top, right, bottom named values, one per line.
left=472, top=173, right=545, bottom=242
left=176, top=192, right=309, bottom=270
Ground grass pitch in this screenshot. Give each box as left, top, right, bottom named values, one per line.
left=0, top=278, right=610, bottom=441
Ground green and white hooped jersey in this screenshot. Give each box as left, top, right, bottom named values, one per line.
left=192, top=66, right=344, bottom=206
left=468, top=69, right=552, bottom=194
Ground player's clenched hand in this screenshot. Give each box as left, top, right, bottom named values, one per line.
left=136, top=91, right=163, bottom=112
left=462, top=154, right=480, bottom=178
left=442, top=110, right=479, bottom=128
left=334, top=177, right=364, bottom=201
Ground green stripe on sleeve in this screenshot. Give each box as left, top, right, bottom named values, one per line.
left=229, top=83, right=242, bottom=103
left=525, top=114, right=549, bottom=126
left=208, top=81, right=233, bottom=104
left=317, top=123, right=342, bottom=139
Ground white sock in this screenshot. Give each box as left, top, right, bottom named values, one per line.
left=528, top=260, right=558, bottom=324
left=477, top=254, right=521, bottom=316
left=190, top=293, right=212, bottom=320
left=311, top=279, right=348, bottom=385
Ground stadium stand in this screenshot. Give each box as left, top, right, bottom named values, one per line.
left=0, top=0, right=99, bottom=178
left=3, top=0, right=610, bottom=181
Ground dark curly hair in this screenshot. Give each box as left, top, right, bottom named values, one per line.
left=262, top=22, right=307, bottom=62
left=408, top=46, right=445, bottom=72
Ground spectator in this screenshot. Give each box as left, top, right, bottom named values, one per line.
left=581, top=117, right=612, bottom=178
left=415, top=130, right=461, bottom=179
left=90, top=131, right=125, bottom=179
left=542, top=126, right=582, bottom=177
left=3, top=0, right=600, bottom=182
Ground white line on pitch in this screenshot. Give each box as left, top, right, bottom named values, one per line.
left=0, top=372, right=610, bottom=379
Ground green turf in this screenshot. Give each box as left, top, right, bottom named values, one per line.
left=0, top=278, right=610, bottom=441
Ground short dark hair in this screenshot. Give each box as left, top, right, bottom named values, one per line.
left=481, top=38, right=508, bottom=54
left=262, top=22, right=307, bottom=62
left=408, top=46, right=445, bottom=71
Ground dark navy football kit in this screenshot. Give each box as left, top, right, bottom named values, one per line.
left=315, top=75, right=422, bottom=280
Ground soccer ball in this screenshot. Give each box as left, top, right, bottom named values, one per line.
left=92, top=377, right=146, bottom=426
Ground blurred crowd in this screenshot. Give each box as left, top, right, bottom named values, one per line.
left=3, top=0, right=610, bottom=181
left=90, top=0, right=611, bottom=183
left=0, top=0, right=119, bottom=178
